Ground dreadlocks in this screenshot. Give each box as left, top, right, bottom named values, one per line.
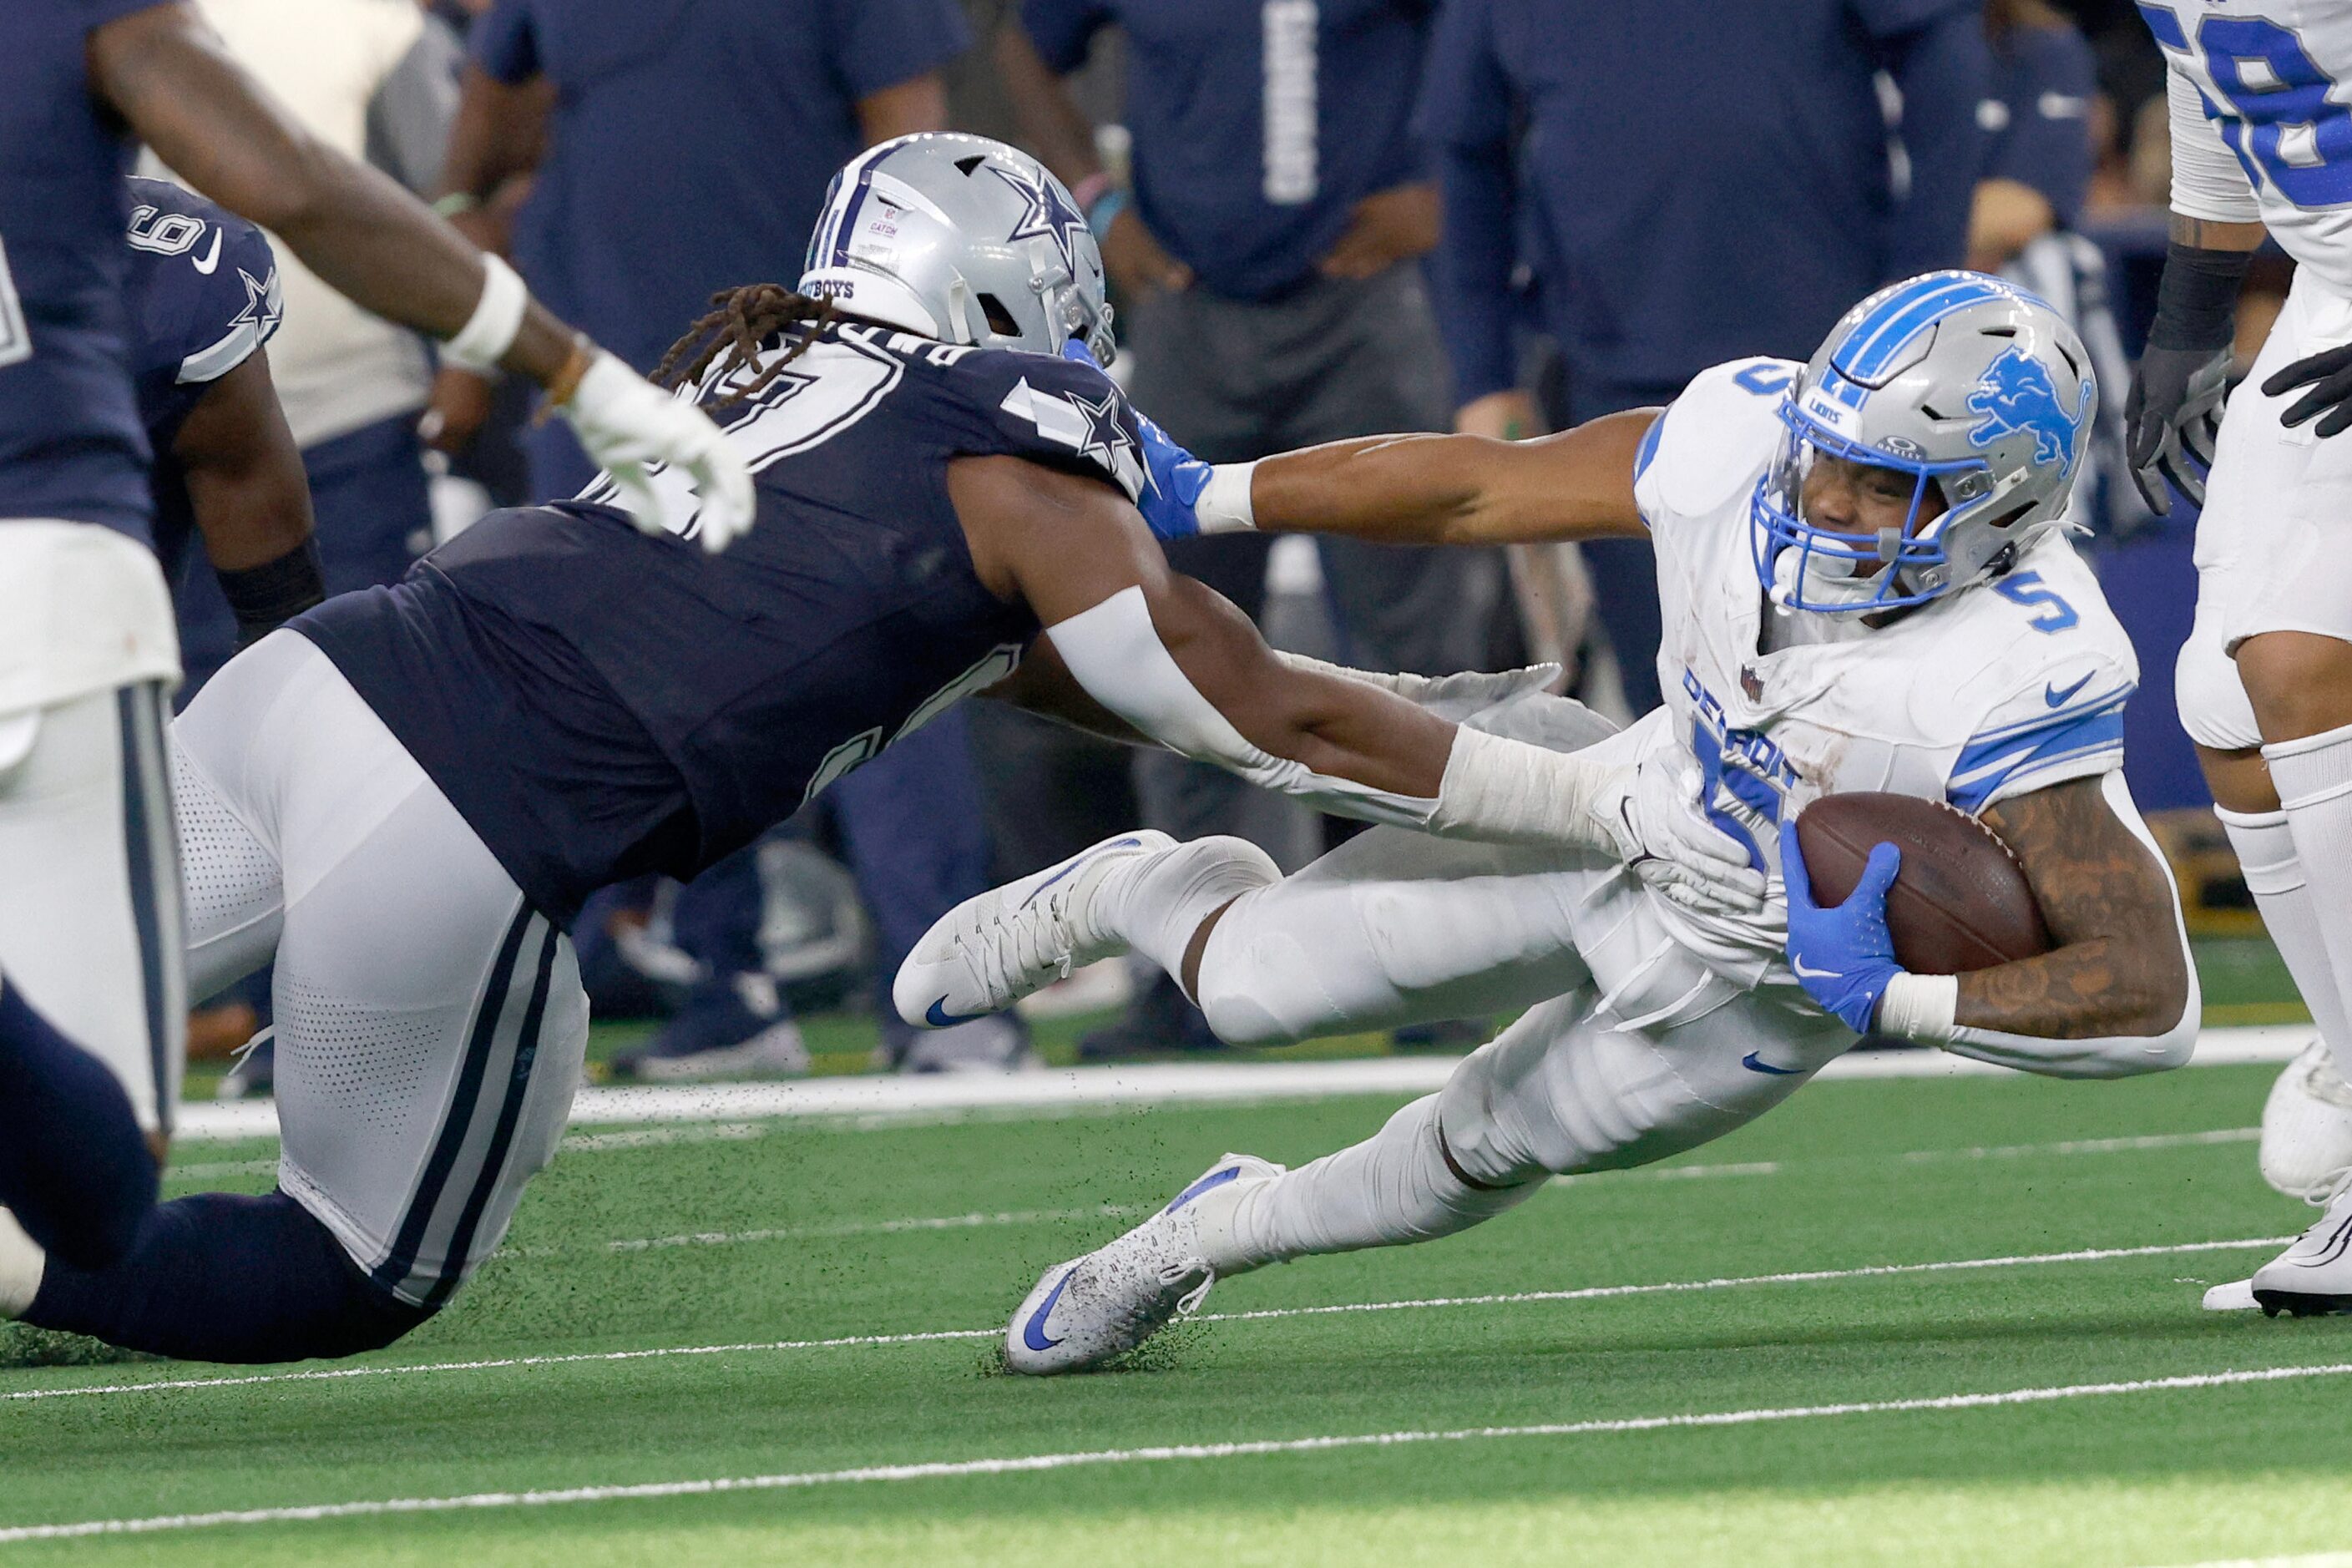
left=651, top=283, right=839, bottom=407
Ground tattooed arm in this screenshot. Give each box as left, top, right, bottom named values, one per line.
left=1968, top=775, right=2193, bottom=1038
left=1930, top=773, right=2199, bottom=1076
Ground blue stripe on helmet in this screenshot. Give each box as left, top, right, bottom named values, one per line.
left=1829, top=275, right=1960, bottom=372
left=1840, top=276, right=2016, bottom=381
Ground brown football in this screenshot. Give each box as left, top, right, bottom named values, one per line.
left=1793, top=792, right=2051, bottom=974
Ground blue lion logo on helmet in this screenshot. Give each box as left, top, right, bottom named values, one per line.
left=1964, top=345, right=2090, bottom=475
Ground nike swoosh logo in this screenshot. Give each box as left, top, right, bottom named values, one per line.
left=1789, top=958, right=1839, bottom=980
left=926, top=996, right=984, bottom=1028
left=1166, top=1165, right=1241, bottom=1214
left=190, top=228, right=222, bottom=275
left=1743, top=1050, right=1802, bottom=1076
left=2044, top=673, right=2093, bottom=708
left=1020, top=836, right=1142, bottom=909
left=1022, top=1270, right=1075, bottom=1352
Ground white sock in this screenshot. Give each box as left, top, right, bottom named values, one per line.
left=2220, top=805, right=2352, bottom=1078
left=1090, top=837, right=1278, bottom=990
left=0, top=1206, right=45, bottom=1318
left=1192, top=1095, right=1541, bottom=1274
left=2266, top=721, right=2352, bottom=1085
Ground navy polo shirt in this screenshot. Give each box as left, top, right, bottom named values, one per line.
left=1983, top=22, right=2094, bottom=228
left=1022, top=0, right=1433, bottom=301
left=1420, top=0, right=1975, bottom=396
left=475, top=0, right=971, bottom=373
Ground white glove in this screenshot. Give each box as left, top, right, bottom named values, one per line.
left=556, top=351, right=756, bottom=554
left=1590, top=753, right=1767, bottom=917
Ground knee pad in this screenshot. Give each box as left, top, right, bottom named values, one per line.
left=2176, top=631, right=2263, bottom=753
left=2261, top=1039, right=2352, bottom=1203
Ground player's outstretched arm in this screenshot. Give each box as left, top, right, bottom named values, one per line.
left=171, top=352, right=325, bottom=646
left=88, top=4, right=754, bottom=549
left=955, top=456, right=1763, bottom=911
left=1785, top=775, right=2198, bottom=1078
left=1132, top=404, right=1659, bottom=548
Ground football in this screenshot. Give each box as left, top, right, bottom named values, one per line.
left=1793, top=792, right=2051, bottom=974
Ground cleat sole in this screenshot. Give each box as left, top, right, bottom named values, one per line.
left=2253, top=1287, right=2352, bottom=1318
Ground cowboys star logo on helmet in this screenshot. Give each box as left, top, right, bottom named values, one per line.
left=991, top=160, right=1091, bottom=279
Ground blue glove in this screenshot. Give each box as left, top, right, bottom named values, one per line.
left=1062, top=340, right=1209, bottom=539
left=1779, top=820, right=1907, bottom=1034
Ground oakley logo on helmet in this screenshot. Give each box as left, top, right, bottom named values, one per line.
left=1965, top=346, right=2090, bottom=476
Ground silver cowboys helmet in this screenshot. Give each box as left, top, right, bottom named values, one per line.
left=799, top=133, right=1115, bottom=364
left=1752, top=270, right=2097, bottom=614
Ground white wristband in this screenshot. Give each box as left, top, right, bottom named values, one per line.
left=1875, top=972, right=1959, bottom=1043
left=441, top=254, right=529, bottom=373
left=1196, top=462, right=1257, bottom=534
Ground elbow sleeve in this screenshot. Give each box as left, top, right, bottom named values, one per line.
left=1043, top=587, right=1441, bottom=827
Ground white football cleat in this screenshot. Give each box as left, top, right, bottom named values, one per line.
left=1004, top=1152, right=1282, bottom=1375
left=2249, top=1177, right=2352, bottom=1318
left=2259, top=1039, right=2352, bottom=1203
left=894, top=830, right=1171, bottom=1029
left=2202, top=1278, right=2258, bottom=1312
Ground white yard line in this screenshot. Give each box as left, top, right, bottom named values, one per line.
left=167, top=1025, right=2312, bottom=1146
left=1901, top=1127, right=2261, bottom=1163
left=6, top=1234, right=2289, bottom=1406
left=6, top=1360, right=2348, bottom=1543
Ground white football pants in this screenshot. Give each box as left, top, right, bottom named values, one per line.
left=0, top=522, right=186, bottom=1135
left=1191, top=821, right=1853, bottom=1186
left=172, top=631, right=587, bottom=1308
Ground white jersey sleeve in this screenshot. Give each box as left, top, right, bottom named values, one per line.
left=1632, top=357, right=1796, bottom=534
left=1627, top=355, right=1787, bottom=534
left=1943, top=545, right=2140, bottom=816
left=2167, top=62, right=2262, bottom=225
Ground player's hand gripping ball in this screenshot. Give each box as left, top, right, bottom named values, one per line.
left=1782, top=795, right=2051, bottom=1033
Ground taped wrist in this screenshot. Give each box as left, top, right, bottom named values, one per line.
left=2148, top=243, right=2254, bottom=352
left=1196, top=462, right=1257, bottom=534
left=441, top=254, right=529, bottom=373
left=1875, top=972, right=1957, bottom=1043
left=1424, top=722, right=1615, bottom=852
left=218, top=538, right=326, bottom=650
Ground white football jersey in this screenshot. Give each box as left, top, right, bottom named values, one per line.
left=2151, top=0, right=2352, bottom=296
left=1626, top=358, right=2141, bottom=977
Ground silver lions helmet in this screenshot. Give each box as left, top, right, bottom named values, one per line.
left=799, top=133, right=1115, bottom=364
left=1751, top=271, right=2096, bottom=614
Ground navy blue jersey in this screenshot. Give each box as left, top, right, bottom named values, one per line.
left=299, top=322, right=1148, bottom=927
left=1024, top=0, right=1431, bottom=301
left=1420, top=0, right=1979, bottom=396
left=120, top=178, right=284, bottom=583
left=0, top=0, right=179, bottom=536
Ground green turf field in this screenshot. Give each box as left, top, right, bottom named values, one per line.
left=7, top=1056, right=2352, bottom=1565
